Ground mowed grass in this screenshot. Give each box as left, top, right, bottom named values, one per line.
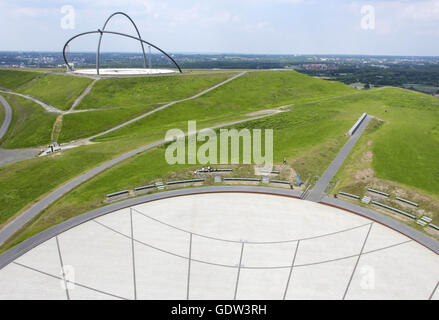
left=95, top=70, right=356, bottom=142
left=0, top=137, right=148, bottom=228
left=58, top=104, right=161, bottom=142
left=0, top=69, right=40, bottom=90
left=2, top=71, right=439, bottom=250
left=76, top=72, right=236, bottom=109
left=329, top=88, right=439, bottom=195
left=57, top=73, right=239, bottom=141
left=0, top=94, right=57, bottom=148
left=0, top=102, right=360, bottom=251
left=17, top=74, right=93, bottom=111
left=0, top=71, right=355, bottom=238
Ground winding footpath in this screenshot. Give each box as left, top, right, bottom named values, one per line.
left=0, top=88, right=103, bottom=115
left=69, top=79, right=98, bottom=112
left=0, top=89, right=62, bottom=114
left=0, top=95, right=12, bottom=139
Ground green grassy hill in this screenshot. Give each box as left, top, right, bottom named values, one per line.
left=0, top=94, right=57, bottom=148
left=76, top=72, right=236, bottom=109
left=17, top=74, right=92, bottom=111
left=0, top=70, right=94, bottom=111
left=0, top=70, right=40, bottom=90
left=58, top=72, right=237, bottom=142
left=95, top=70, right=356, bottom=142
left=0, top=69, right=438, bottom=251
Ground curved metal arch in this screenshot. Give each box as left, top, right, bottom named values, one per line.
left=63, top=30, right=182, bottom=73
left=96, top=12, right=147, bottom=75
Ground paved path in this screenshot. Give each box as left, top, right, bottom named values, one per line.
left=305, top=115, right=372, bottom=202
left=0, top=89, right=63, bottom=114
left=0, top=89, right=104, bottom=115
left=0, top=95, right=12, bottom=139
left=0, top=148, right=41, bottom=167
left=69, top=79, right=98, bottom=111
left=0, top=112, right=270, bottom=246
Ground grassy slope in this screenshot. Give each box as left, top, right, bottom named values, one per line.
left=0, top=71, right=355, bottom=233
left=330, top=88, right=439, bottom=228
left=6, top=72, right=439, bottom=248
left=58, top=73, right=238, bottom=142
left=76, top=73, right=236, bottom=109
left=17, top=74, right=92, bottom=111
left=327, top=88, right=439, bottom=195
left=0, top=94, right=57, bottom=148
left=2, top=106, right=355, bottom=249
left=0, top=70, right=40, bottom=90
left=95, top=70, right=356, bottom=142
left=58, top=105, right=160, bottom=142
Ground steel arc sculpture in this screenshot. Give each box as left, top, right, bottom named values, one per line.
left=63, top=12, right=182, bottom=74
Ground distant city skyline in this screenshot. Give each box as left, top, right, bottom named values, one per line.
left=1, top=0, right=439, bottom=56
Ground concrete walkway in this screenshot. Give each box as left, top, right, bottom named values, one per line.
left=0, top=95, right=12, bottom=139
left=305, top=115, right=372, bottom=202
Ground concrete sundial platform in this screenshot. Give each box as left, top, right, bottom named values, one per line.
left=0, top=192, right=438, bottom=300
left=72, top=68, right=178, bottom=76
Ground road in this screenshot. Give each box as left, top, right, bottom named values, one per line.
left=305, top=115, right=372, bottom=202
left=0, top=95, right=12, bottom=139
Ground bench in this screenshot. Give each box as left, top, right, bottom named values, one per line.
left=371, top=201, right=416, bottom=219
left=134, top=184, right=155, bottom=191
left=421, top=216, right=432, bottom=223
left=223, top=177, right=261, bottom=182
left=416, top=220, right=427, bottom=227
left=339, top=192, right=360, bottom=199
left=367, top=188, right=389, bottom=197
left=395, top=197, right=419, bottom=207
left=166, top=179, right=205, bottom=185
left=106, top=190, right=130, bottom=198
left=269, top=180, right=290, bottom=185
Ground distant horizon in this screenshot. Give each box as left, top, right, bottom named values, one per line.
left=1, top=1, right=439, bottom=56
left=1, top=50, right=439, bottom=58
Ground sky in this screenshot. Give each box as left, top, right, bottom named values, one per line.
left=0, top=0, right=438, bottom=56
